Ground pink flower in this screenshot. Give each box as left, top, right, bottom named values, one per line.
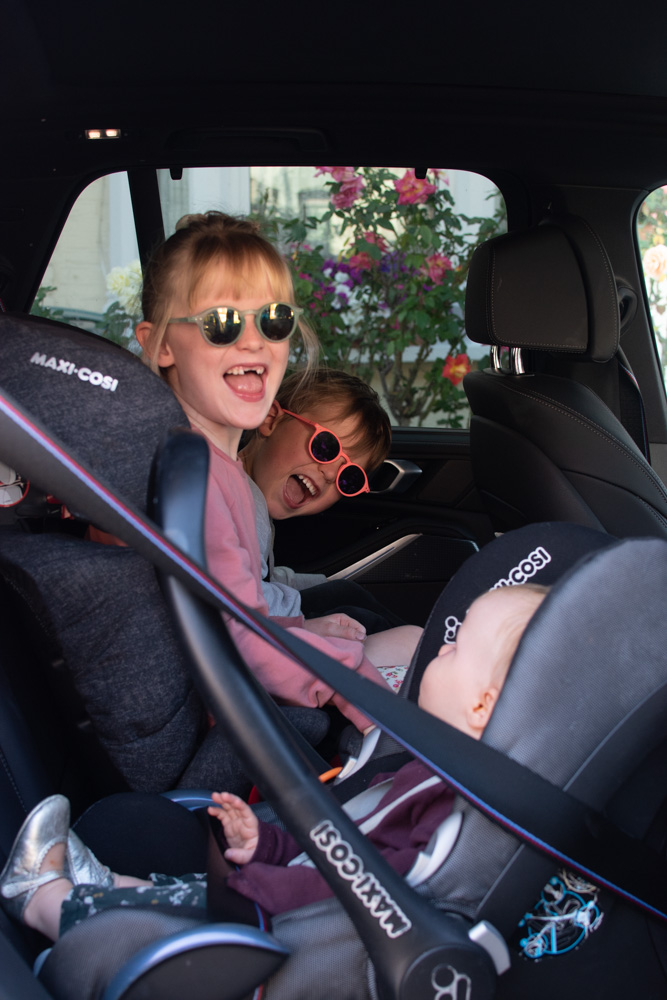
left=643, top=244, right=667, bottom=281
left=315, top=166, right=356, bottom=183
left=348, top=251, right=374, bottom=272
left=331, top=176, right=364, bottom=209
left=363, top=231, right=389, bottom=252
left=394, top=169, right=437, bottom=205
left=429, top=169, right=449, bottom=185
left=423, top=252, right=453, bottom=285
left=442, top=353, right=471, bottom=386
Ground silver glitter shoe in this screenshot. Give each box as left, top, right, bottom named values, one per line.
left=0, top=795, right=70, bottom=920
left=66, top=829, right=114, bottom=889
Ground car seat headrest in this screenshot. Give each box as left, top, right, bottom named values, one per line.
left=409, top=522, right=614, bottom=698
left=487, top=536, right=667, bottom=787
left=465, top=214, right=620, bottom=363
left=426, top=535, right=667, bottom=919
left=0, top=313, right=187, bottom=512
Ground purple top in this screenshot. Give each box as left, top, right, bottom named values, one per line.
left=227, top=760, right=455, bottom=915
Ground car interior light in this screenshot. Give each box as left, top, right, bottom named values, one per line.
left=84, top=129, right=121, bottom=140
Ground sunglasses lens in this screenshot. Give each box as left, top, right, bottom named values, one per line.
left=310, top=430, right=341, bottom=463
left=337, top=464, right=367, bottom=496
left=259, top=302, right=297, bottom=341
left=202, top=308, right=241, bottom=345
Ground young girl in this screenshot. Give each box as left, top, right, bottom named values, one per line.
left=134, top=212, right=421, bottom=731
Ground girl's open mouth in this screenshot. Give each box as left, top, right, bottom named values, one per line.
left=224, top=365, right=266, bottom=398
left=283, top=473, right=319, bottom=508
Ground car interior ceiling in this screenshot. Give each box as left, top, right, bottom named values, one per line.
left=4, top=2, right=667, bottom=998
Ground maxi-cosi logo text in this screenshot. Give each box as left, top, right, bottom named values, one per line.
left=30, top=353, right=119, bottom=392
left=309, top=820, right=412, bottom=938
left=492, top=546, right=551, bottom=589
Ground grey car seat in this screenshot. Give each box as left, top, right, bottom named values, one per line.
left=0, top=312, right=329, bottom=801
left=463, top=213, right=667, bottom=538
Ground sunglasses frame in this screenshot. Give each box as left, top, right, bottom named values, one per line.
left=168, top=301, right=303, bottom=346
left=281, top=408, right=370, bottom=497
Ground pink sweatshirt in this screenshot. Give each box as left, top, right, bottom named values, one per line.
left=204, top=441, right=386, bottom=730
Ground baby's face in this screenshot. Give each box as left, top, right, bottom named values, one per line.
left=417, top=589, right=512, bottom=735
left=252, top=405, right=374, bottom=519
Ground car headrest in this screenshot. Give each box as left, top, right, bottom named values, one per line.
left=408, top=521, right=615, bottom=699
left=465, top=214, right=620, bottom=363
left=425, top=535, right=667, bottom=918
left=0, top=313, right=187, bottom=512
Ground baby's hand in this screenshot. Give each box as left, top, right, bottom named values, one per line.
left=208, top=792, right=259, bottom=865
left=303, top=613, right=366, bottom=642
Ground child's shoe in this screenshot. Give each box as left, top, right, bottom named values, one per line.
left=0, top=795, right=70, bottom=920
left=66, top=829, right=115, bottom=889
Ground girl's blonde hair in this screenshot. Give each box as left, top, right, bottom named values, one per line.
left=139, top=211, right=318, bottom=376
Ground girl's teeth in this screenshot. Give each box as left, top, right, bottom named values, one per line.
left=226, top=366, right=265, bottom=376
left=297, top=474, right=317, bottom=496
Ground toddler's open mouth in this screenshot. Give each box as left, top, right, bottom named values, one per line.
left=284, top=473, right=319, bottom=508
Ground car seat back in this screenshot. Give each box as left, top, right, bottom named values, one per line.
left=463, top=213, right=667, bottom=538
left=0, top=313, right=328, bottom=803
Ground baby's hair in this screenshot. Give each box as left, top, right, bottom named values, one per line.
left=487, top=583, right=550, bottom=686
left=138, top=211, right=318, bottom=376
left=277, top=368, right=392, bottom=472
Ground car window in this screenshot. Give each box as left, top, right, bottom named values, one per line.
left=35, top=166, right=505, bottom=428
left=34, top=172, right=142, bottom=354
left=638, top=186, right=667, bottom=383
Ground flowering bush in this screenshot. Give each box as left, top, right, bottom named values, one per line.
left=34, top=260, right=142, bottom=352
left=101, top=259, right=142, bottom=350
left=638, top=187, right=667, bottom=371
left=264, top=167, right=504, bottom=426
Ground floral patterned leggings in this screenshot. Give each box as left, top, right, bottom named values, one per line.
left=59, top=873, right=208, bottom=936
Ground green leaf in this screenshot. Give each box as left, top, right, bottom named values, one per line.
left=358, top=240, right=382, bottom=261
left=419, top=225, right=433, bottom=246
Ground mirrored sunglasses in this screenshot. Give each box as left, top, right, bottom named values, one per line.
left=282, top=409, right=370, bottom=497
left=168, top=302, right=303, bottom=346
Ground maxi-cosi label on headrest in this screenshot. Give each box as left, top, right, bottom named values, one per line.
left=442, top=546, right=552, bottom=643
left=491, top=545, right=551, bottom=589
left=30, top=352, right=119, bottom=392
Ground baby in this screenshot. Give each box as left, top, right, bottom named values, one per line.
left=4, top=582, right=548, bottom=941
left=208, top=582, right=549, bottom=914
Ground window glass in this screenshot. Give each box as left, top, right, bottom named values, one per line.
left=34, top=173, right=141, bottom=353
left=638, top=186, right=667, bottom=382
left=36, top=166, right=505, bottom=427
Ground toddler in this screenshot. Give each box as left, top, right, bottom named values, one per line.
left=241, top=367, right=407, bottom=638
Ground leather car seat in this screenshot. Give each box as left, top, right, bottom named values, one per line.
left=462, top=213, right=667, bottom=538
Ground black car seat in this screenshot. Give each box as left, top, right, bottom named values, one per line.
left=462, top=213, right=667, bottom=538
left=333, top=519, right=616, bottom=799
left=0, top=312, right=329, bottom=800
left=228, top=534, right=667, bottom=1000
